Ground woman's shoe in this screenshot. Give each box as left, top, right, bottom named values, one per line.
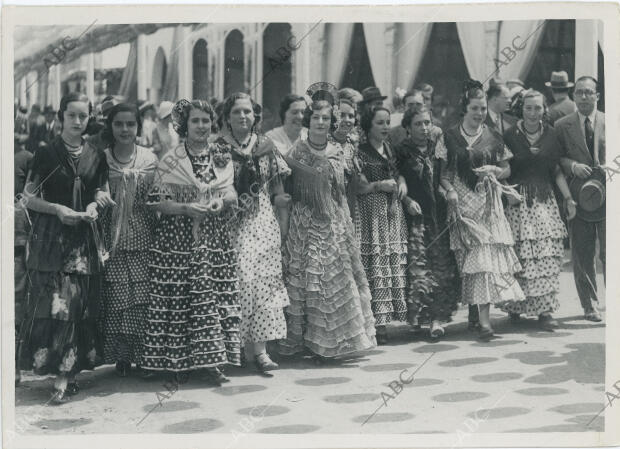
left=468, top=321, right=481, bottom=331
left=430, top=321, right=445, bottom=339
left=66, top=382, right=80, bottom=396
left=115, top=361, right=130, bottom=377
left=478, top=326, right=495, bottom=340
left=50, top=388, right=70, bottom=405
left=255, top=353, right=278, bottom=372
left=539, top=313, right=559, bottom=330
left=205, top=368, right=228, bottom=385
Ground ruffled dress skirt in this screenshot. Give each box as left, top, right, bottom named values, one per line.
left=279, top=203, right=376, bottom=357
left=450, top=177, right=526, bottom=305
left=142, top=210, right=241, bottom=372
left=358, top=191, right=409, bottom=324
left=499, top=193, right=567, bottom=316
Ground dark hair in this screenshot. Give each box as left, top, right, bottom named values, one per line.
left=575, top=75, right=598, bottom=91
left=460, top=79, right=486, bottom=114
left=222, top=92, right=258, bottom=127
left=403, top=90, right=422, bottom=102
left=57, top=92, right=92, bottom=123
left=102, top=103, right=143, bottom=146
left=279, top=94, right=306, bottom=124
left=31, top=104, right=41, bottom=114
left=360, top=106, right=391, bottom=135
left=174, top=100, right=216, bottom=138
left=551, top=87, right=570, bottom=94
left=415, top=83, right=434, bottom=102
left=301, top=100, right=337, bottom=131
left=486, top=83, right=507, bottom=100
left=401, top=103, right=431, bottom=129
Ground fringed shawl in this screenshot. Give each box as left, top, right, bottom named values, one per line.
left=285, top=140, right=345, bottom=219
left=105, top=145, right=158, bottom=254
left=396, top=137, right=437, bottom=232
left=504, top=122, right=561, bottom=206
left=445, top=124, right=506, bottom=191
left=150, top=142, right=235, bottom=205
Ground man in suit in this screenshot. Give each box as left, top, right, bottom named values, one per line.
left=546, top=71, right=578, bottom=125
left=26, top=104, right=48, bottom=153
left=485, top=82, right=512, bottom=135
left=555, top=76, right=605, bottom=322
left=42, top=105, right=60, bottom=146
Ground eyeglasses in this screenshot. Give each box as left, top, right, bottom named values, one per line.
left=574, top=89, right=597, bottom=98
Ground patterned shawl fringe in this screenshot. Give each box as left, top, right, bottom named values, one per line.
left=284, top=155, right=335, bottom=219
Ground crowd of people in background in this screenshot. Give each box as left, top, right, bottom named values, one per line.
left=13, top=68, right=606, bottom=404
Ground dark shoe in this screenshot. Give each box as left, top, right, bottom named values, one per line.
left=539, top=313, right=559, bottom=330
left=255, top=353, right=278, bottom=372
left=205, top=368, right=228, bottom=385
left=468, top=305, right=479, bottom=322
left=115, top=361, right=130, bottom=377
left=138, top=368, right=157, bottom=380
left=312, top=354, right=327, bottom=366
left=50, top=389, right=70, bottom=405
left=66, top=382, right=80, bottom=396
left=478, top=326, right=495, bottom=340
left=509, top=312, right=521, bottom=322
left=468, top=321, right=481, bottom=331
left=584, top=311, right=602, bottom=322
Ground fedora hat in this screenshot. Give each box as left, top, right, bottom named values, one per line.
left=569, top=166, right=605, bottom=222
left=545, top=71, right=574, bottom=89
left=360, top=86, right=387, bottom=104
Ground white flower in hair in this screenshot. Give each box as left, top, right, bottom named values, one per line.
left=395, top=87, right=407, bottom=99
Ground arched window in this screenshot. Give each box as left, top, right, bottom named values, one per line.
left=193, top=39, right=210, bottom=100
left=224, top=29, right=245, bottom=97
left=262, top=23, right=293, bottom=132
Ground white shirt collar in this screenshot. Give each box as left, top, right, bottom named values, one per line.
left=578, top=110, right=597, bottom=127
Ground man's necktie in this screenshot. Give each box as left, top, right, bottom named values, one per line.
left=585, top=117, right=595, bottom=160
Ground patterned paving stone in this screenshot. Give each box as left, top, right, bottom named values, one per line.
left=295, top=377, right=352, bottom=386
left=432, top=391, right=490, bottom=402
left=237, top=405, right=290, bottom=417
left=413, top=344, right=459, bottom=353
left=141, top=400, right=200, bottom=413
left=471, top=372, right=523, bottom=383
left=213, top=385, right=268, bottom=396
left=515, top=387, right=570, bottom=396
left=438, top=357, right=497, bottom=367
left=353, top=412, right=415, bottom=424
left=360, top=363, right=416, bottom=372
left=160, top=418, right=223, bottom=433
left=323, top=393, right=381, bottom=404
left=256, top=424, right=320, bottom=433
left=467, top=407, right=531, bottom=420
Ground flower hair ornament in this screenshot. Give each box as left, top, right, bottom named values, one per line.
left=171, top=99, right=192, bottom=134
left=306, top=81, right=343, bottom=129
left=394, top=87, right=407, bottom=100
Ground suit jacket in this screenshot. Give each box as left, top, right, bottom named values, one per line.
left=484, top=111, right=513, bottom=136
left=548, top=97, right=577, bottom=125
left=556, top=110, right=605, bottom=178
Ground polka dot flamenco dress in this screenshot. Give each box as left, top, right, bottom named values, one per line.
left=141, top=147, right=241, bottom=372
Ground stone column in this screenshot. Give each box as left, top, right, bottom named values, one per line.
left=86, top=52, right=95, bottom=102
left=137, top=33, right=148, bottom=101
left=575, top=20, right=598, bottom=79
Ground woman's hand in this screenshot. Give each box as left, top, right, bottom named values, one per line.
left=446, top=189, right=458, bottom=206
left=82, top=203, right=99, bottom=223
left=405, top=198, right=422, bottom=216
left=207, top=198, right=224, bottom=215
left=273, top=193, right=292, bottom=209
left=566, top=198, right=577, bottom=220
left=397, top=177, right=408, bottom=200
left=56, top=205, right=82, bottom=226
left=377, top=179, right=398, bottom=193
left=473, top=165, right=499, bottom=179
left=184, top=202, right=211, bottom=219
left=95, top=190, right=117, bottom=208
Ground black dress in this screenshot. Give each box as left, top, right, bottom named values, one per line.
left=19, top=136, right=108, bottom=376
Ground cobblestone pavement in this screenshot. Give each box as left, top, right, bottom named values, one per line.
left=14, top=272, right=605, bottom=438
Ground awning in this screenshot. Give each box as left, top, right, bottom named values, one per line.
left=13, top=23, right=202, bottom=79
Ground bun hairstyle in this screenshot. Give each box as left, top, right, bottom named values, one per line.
left=102, top=103, right=142, bottom=145
left=360, top=106, right=391, bottom=135
left=401, top=103, right=430, bottom=129
left=460, top=79, right=485, bottom=114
